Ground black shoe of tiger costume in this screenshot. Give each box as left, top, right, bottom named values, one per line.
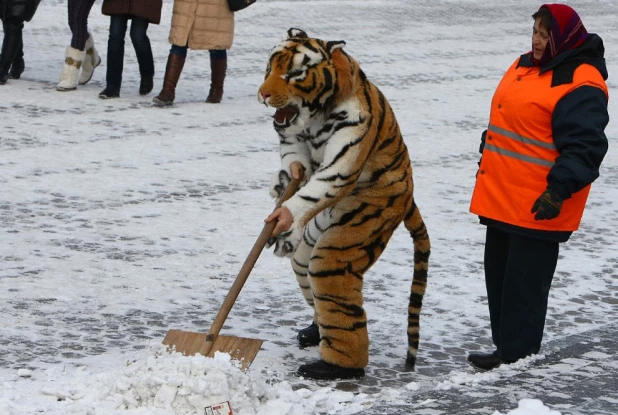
left=297, top=322, right=320, bottom=347
left=467, top=352, right=503, bottom=371
left=298, top=360, right=365, bottom=380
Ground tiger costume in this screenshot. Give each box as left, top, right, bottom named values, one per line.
left=259, top=28, right=430, bottom=380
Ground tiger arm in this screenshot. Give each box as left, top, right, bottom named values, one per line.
left=281, top=139, right=312, bottom=177
left=269, top=139, right=312, bottom=198
left=282, top=113, right=374, bottom=229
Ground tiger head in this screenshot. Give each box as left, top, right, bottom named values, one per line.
left=258, top=28, right=357, bottom=133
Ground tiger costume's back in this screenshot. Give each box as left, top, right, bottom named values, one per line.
left=259, top=29, right=430, bottom=370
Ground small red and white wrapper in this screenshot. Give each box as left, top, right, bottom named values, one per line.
left=205, top=401, right=233, bottom=415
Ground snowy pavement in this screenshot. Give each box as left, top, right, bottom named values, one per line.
left=365, top=322, right=618, bottom=415
left=1, top=0, right=617, bottom=414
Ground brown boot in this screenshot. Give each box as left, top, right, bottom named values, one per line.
left=206, top=57, right=227, bottom=103
left=153, top=53, right=185, bottom=107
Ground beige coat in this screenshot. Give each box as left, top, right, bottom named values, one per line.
left=169, top=0, right=234, bottom=50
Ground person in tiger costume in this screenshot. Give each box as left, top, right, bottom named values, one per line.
left=260, top=28, right=431, bottom=380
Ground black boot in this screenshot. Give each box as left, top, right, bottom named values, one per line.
left=0, top=56, right=8, bottom=84
left=0, top=21, right=23, bottom=85
left=467, top=352, right=503, bottom=371
left=99, top=87, right=120, bottom=99
left=9, top=36, right=24, bottom=79
left=297, top=322, right=320, bottom=347
left=139, top=75, right=153, bottom=95
left=298, top=360, right=365, bottom=380
left=206, top=57, right=226, bottom=103
left=9, top=56, right=24, bottom=79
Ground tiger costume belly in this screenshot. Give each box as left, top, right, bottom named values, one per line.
left=259, top=28, right=430, bottom=370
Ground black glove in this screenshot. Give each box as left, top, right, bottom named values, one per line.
left=531, top=190, right=563, bottom=220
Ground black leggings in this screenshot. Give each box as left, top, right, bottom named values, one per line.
left=67, top=0, right=96, bottom=50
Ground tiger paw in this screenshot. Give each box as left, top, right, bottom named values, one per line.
left=269, top=223, right=302, bottom=258
left=269, top=169, right=292, bottom=199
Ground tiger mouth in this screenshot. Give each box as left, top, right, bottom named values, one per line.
left=273, top=105, right=299, bottom=129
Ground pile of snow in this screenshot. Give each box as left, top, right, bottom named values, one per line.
left=0, top=348, right=380, bottom=415
left=493, top=399, right=562, bottom=415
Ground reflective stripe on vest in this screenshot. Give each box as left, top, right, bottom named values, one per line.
left=487, top=124, right=556, bottom=151
left=484, top=142, right=554, bottom=168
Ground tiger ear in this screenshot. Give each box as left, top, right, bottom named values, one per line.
left=326, top=40, right=346, bottom=54
left=332, top=48, right=355, bottom=101
left=287, top=28, right=308, bottom=39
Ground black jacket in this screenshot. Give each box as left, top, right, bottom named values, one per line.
left=479, top=34, right=609, bottom=243
left=0, top=0, right=40, bottom=22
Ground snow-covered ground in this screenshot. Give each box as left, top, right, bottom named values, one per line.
left=1, top=0, right=617, bottom=414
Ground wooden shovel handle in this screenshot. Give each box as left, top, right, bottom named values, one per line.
left=203, top=172, right=304, bottom=352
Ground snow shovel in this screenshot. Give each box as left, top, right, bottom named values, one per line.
left=162, top=173, right=303, bottom=370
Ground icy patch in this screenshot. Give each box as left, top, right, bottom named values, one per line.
left=581, top=351, right=612, bottom=360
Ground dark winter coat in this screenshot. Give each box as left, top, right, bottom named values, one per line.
left=0, top=0, right=40, bottom=22
left=102, top=0, right=163, bottom=25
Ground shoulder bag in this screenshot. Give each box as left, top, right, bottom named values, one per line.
left=228, top=0, right=256, bottom=12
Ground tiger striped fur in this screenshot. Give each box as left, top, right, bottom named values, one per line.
left=258, top=28, right=430, bottom=369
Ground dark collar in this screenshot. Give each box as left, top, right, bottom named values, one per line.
left=515, top=34, right=607, bottom=87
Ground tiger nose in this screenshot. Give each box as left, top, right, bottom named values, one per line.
left=261, top=91, right=271, bottom=101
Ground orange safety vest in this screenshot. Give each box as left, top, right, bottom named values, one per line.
left=470, top=59, right=608, bottom=231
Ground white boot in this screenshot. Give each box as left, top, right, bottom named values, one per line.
left=57, top=46, right=84, bottom=91
left=79, top=34, right=101, bottom=85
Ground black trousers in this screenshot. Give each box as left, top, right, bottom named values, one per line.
left=106, top=15, right=153, bottom=89
left=0, top=18, right=23, bottom=72
left=484, top=226, right=559, bottom=362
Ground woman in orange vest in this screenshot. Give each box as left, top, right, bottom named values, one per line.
left=468, top=4, right=609, bottom=370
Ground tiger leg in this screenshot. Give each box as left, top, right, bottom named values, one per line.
left=309, top=216, right=397, bottom=368
left=291, top=211, right=328, bottom=314
left=402, top=198, right=430, bottom=368
left=292, top=235, right=315, bottom=312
